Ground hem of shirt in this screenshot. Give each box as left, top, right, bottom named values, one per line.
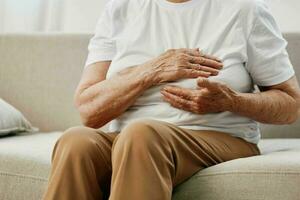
left=85, top=53, right=115, bottom=68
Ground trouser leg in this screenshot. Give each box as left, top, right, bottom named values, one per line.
left=109, top=119, right=260, bottom=200
left=43, top=126, right=118, bottom=200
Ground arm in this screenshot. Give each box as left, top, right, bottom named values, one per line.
left=74, top=61, right=152, bottom=129
left=75, top=49, right=222, bottom=128
left=161, top=76, right=300, bottom=125
left=161, top=0, right=300, bottom=125
left=233, top=76, right=300, bottom=124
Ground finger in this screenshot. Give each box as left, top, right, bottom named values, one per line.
left=181, top=69, right=211, bottom=78
left=178, top=48, right=201, bottom=57
left=161, top=90, right=195, bottom=111
left=188, top=63, right=219, bottom=76
left=162, top=86, right=195, bottom=100
left=202, top=54, right=222, bottom=62
left=188, top=56, right=223, bottom=69
left=180, top=48, right=222, bottom=62
left=197, top=49, right=222, bottom=62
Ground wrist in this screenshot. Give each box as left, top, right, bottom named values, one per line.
left=134, top=61, right=160, bottom=87
left=228, top=92, right=248, bottom=113
left=226, top=90, right=244, bottom=113
left=115, top=63, right=155, bottom=89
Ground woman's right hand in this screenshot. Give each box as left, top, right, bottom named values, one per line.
left=141, top=48, right=223, bottom=85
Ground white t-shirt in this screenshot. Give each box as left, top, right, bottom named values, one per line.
left=85, top=0, right=295, bottom=144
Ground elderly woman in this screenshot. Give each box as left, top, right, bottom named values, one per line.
left=43, top=0, right=300, bottom=200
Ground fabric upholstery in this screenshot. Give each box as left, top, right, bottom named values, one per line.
left=0, top=34, right=87, bottom=132
left=0, top=132, right=59, bottom=200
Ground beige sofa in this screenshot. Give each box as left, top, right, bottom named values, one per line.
left=0, top=33, right=299, bottom=200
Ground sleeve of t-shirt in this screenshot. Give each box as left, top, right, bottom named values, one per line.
left=246, top=0, right=295, bottom=86
left=85, top=1, right=116, bottom=67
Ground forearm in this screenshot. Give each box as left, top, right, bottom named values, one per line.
left=77, top=65, right=154, bottom=128
left=76, top=48, right=223, bottom=128
left=232, top=90, right=299, bottom=124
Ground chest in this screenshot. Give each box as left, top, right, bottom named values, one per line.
left=109, top=3, right=247, bottom=75
left=108, top=3, right=253, bottom=94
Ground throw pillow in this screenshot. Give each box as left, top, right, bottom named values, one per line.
left=0, top=98, right=38, bottom=136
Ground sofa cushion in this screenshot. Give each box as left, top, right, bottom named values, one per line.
left=0, top=99, right=37, bottom=136
left=0, top=132, right=61, bottom=200
left=173, top=139, right=300, bottom=200
left=0, top=133, right=300, bottom=200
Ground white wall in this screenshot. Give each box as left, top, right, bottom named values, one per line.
left=0, top=0, right=108, bottom=32
left=61, top=0, right=107, bottom=32
left=0, top=0, right=299, bottom=33
left=266, top=0, right=300, bottom=32
left=0, top=0, right=44, bottom=32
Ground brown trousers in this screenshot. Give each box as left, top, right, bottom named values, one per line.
left=43, top=119, right=260, bottom=200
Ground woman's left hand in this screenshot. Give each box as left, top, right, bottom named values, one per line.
left=161, top=78, right=239, bottom=114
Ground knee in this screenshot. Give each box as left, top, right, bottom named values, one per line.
left=53, top=126, right=98, bottom=159
left=114, top=119, right=166, bottom=152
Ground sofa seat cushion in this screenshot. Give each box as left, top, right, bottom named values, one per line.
left=172, top=139, right=300, bottom=200
left=0, top=132, right=61, bottom=200
left=0, top=133, right=300, bottom=200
